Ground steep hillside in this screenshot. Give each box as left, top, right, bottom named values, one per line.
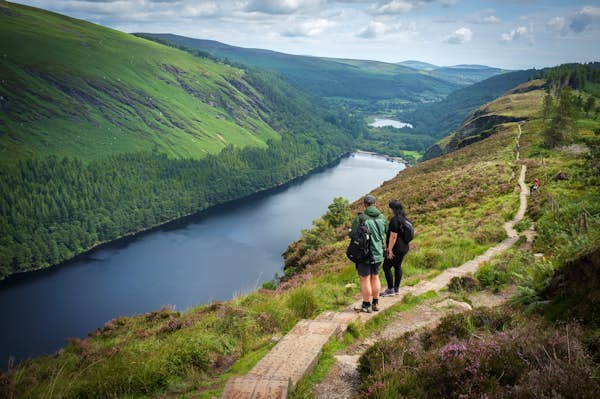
left=423, top=63, right=600, bottom=161
left=0, top=82, right=529, bottom=399
left=0, top=1, right=325, bottom=161
left=0, top=2, right=354, bottom=279
left=358, top=69, right=538, bottom=160
left=423, top=79, right=546, bottom=159
left=406, top=69, right=539, bottom=138
left=3, top=67, right=598, bottom=399
left=137, top=33, right=461, bottom=102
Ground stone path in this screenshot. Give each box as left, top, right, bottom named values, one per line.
left=221, top=127, right=528, bottom=399
left=313, top=290, right=512, bottom=399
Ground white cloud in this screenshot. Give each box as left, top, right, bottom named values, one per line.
left=282, top=18, right=335, bottom=37
left=546, top=16, right=566, bottom=33
left=369, top=0, right=416, bottom=14
left=443, top=27, right=472, bottom=44
left=367, top=0, right=451, bottom=15
left=569, top=6, right=600, bottom=33
left=466, top=9, right=500, bottom=24
left=356, top=20, right=417, bottom=39
left=357, top=21, right=389, bottom=38
left=500, top=26, right=529, bottom=42
left=482, top=15, right=500, bottom=24
left=244, top=0, right=324, bottom=14
left=439, top=0, right=459, bottom=7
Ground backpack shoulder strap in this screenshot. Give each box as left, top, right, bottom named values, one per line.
left=358, top=212, right=367, bottom=224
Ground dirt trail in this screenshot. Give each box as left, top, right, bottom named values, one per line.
left=221, top=125, right=528, bottom=399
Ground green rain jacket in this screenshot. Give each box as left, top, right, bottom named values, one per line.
left=349, top=205, right=388, bottom=264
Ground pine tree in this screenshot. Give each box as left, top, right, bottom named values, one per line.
left=543, top=88, right=576, bottom=148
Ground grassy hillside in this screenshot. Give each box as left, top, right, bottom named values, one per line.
left=0, top=2, right=355, bottom=278
left=408, top=69, right=539, bottom=139
left=136, top=33, right=462, bottom=103
left=138, top=34, right=520, bottom=160
left=9, top=73, right=599, bottom=399
left=354, top=88, right=600, bottom=399
left=424, top=63, right=600, bottom=160
left=0, top=2, right=286, bottom=161
left=356, top=69, right=538, bottom=161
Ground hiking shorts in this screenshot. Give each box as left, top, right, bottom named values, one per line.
left=356, top=262, right=381, bottom=277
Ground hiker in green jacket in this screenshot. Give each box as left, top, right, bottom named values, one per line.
left=349, top=194, right=387, bottom=313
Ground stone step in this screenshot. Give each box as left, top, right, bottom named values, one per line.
left=222, top=319, right=349, bottom=398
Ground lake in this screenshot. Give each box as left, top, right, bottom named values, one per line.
left=0, top=152, right=404, bottom=367
left=368, top=118, right=414, bottom=129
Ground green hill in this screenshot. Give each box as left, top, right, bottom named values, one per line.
left=0, top=1, right=355, bottom=279
left=423, top=63, right=600, bottom=160
left=0, top=2, right=329, bottom=161
left=5, top=64, right=598, bottom=399
left=355, top=69, right=538, bottom=160
left=136, top=33, right=462, bottom=102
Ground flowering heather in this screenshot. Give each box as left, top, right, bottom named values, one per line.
left=359, top=307, right=599, bottom=398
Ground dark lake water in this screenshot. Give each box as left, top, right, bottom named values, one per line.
left=0, top=152, right=404, bottom=368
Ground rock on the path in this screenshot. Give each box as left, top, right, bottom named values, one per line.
left=433, top=299, right=472, bottom=312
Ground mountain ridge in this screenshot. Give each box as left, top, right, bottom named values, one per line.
left=138, top=33, right=504, bottom=103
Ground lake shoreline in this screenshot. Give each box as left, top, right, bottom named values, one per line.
left=1, top=152, right=406, bottom=370
left=0, top=151, right=405, bottom=286
left=355, top=149, right=409, bottom=166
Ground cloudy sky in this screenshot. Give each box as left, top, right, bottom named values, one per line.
left=13, top=0, right=600, bottom=69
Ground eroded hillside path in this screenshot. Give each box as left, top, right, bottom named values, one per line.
left=221, top=126, right=528, bottom=399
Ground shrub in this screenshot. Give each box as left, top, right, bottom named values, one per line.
left=514, top=217, right=531, bottom=232
left=447, top=275, right=479, bottom=293
left=287, top=286, right=320, bottom=319
left=323, top=197, right=352, bottom=228
left=473, top=224, right=507, bottom=245
left=476, top=261, right=509, bottom=291
left=358, top=309, right=599, bottom=399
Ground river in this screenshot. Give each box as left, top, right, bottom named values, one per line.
left=0, top=152, right=404, bottom=367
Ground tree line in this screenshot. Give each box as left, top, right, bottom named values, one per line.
left=0, top=133, right=351, bottom=279
left=0, top=65, right=356, bottom=279
left=540, top=63, right=600, bottom=148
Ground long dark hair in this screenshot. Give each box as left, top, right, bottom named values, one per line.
left=388, top=200, right=406, bottom=218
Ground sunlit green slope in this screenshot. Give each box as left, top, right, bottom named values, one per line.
left=0, top=1, right=284, bottom=161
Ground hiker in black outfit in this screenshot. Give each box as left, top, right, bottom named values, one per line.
left=381, top=200, right=410, bottom=296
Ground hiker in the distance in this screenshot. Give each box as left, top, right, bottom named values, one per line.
left=530, top=177, right=540, bottom=194
left=349, top=194, right=387, bottom=313
left=381, top=200, right=410, bottom=297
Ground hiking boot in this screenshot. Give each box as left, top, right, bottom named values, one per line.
left=355, top=303, right=371, bottom=313
left=380, top=288, right=395, bottom=297
left=394, top=287, right=400, bottom=295
left=372, top=302, right=380, bottom=312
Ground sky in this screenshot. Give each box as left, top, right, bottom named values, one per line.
left=12, top=0, right=600, bottom=69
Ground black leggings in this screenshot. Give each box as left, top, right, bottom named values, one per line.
left=382, top=252, right=406, bottom=290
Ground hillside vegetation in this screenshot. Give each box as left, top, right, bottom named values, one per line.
left=3, top=74, right=578, bottom=399
left=0, top=2, right=355, bottom=279
left=354, top=78, right=600, bottom=399
left=139, top=33, right=519, bottom=162
left=137, top=33, right=464, bottom=104
left=0, top=3, right=282, bottom=161
left=424, top=62, right=600, bottom=160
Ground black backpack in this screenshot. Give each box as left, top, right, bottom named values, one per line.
left=346, top=213, right=372, bottom=263
left=399, top=217, right=414, bottom=243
